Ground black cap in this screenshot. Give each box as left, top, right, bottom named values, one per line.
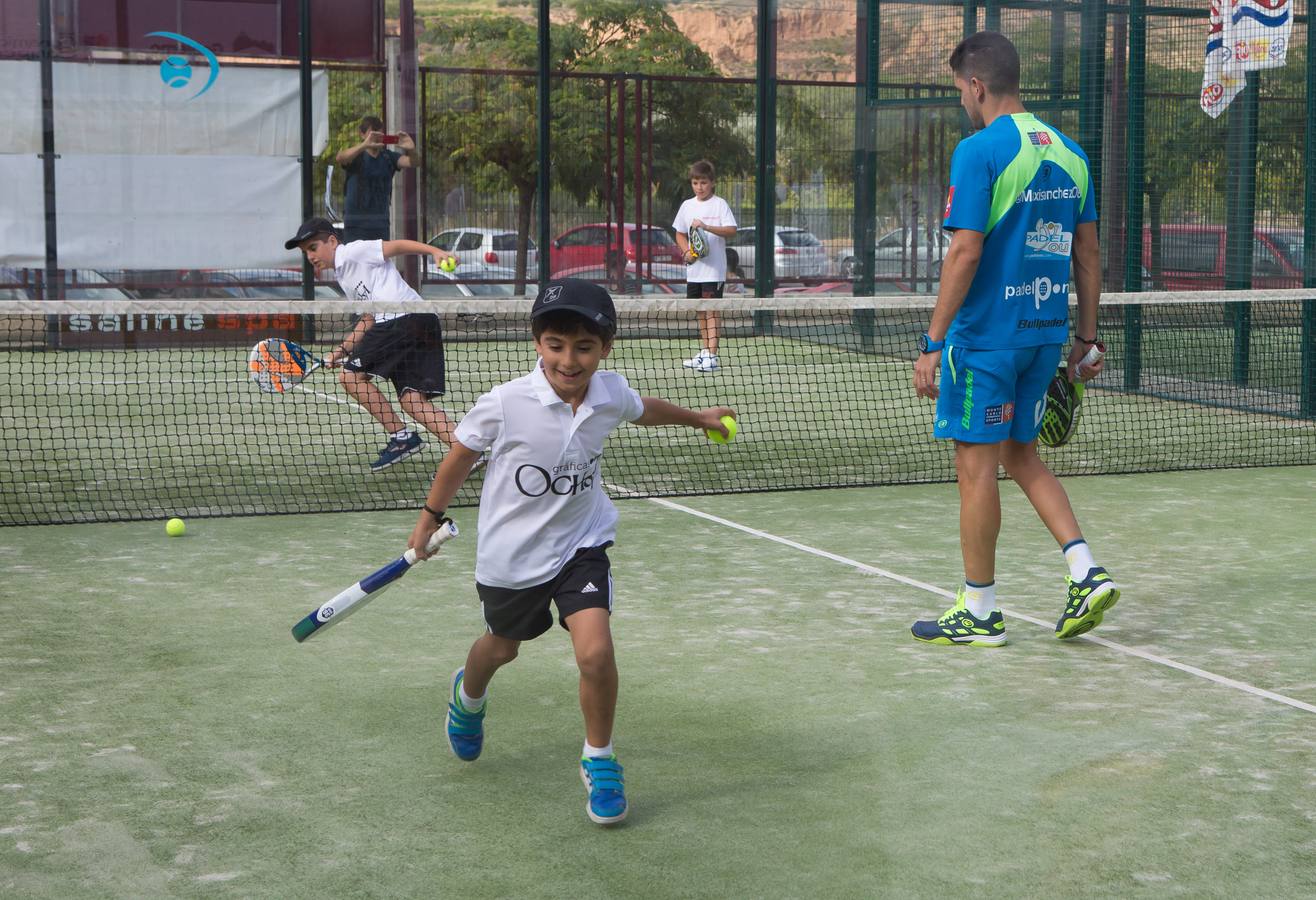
left=284, top=217, right=338, bottom=250
left=530, top=278, right=616, bottom=326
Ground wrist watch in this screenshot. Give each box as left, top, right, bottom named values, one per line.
left=918, top=332, right=945, bottom=353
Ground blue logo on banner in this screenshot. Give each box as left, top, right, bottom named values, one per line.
left=146, top=31, right=220, bottom=100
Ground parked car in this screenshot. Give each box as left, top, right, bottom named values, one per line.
left=0, top=268, right=152, bottom=301
left=726, top=226, right=827, bottom=280
left=836, top=227, right=947, bottom=280
left=427, top=227, right=538, bottom=272
left=170, top=269, right=342, bottom=299
left=549, top=223, right=683, bottom=274
left=1142, top=225, right=1304, bottom=290
left=550, top=262, right=687, bottom=295
left=420, top=265, right=531, bottom=298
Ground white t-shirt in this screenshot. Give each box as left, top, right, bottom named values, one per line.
left=333, top=240, right=422, bottom=323
left=673, top=195, right=737, bottom=283
left=454, top=363, right=646, bottom=589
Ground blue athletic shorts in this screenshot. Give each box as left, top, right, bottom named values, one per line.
left=934, top=343, right=1061, bottom=444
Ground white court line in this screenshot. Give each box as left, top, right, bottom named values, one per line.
left=644, top=495, right=1316, bottom=716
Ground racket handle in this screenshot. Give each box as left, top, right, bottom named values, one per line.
left=401, top=517, right=459, bottom=564
left=1076, top=341, right=1106, bottom=381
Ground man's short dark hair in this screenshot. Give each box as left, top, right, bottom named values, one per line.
left=948, top=32, right=1020, bottom=96
left=688, top=160, right=716, bottom=181
left=359, top=115, right=384, bottom=133
left=531, top=308, right=616, bottom=344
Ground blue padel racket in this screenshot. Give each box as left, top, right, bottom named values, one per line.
left=249, top=338, right=325, bottom=394
left=291, top=518, right=459, bottom=642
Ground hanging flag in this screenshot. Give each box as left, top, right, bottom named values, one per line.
left=1202, top=0, right=1292, bottom=118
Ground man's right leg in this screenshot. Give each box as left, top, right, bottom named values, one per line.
left=1000, top=439, right=1120, bottom=638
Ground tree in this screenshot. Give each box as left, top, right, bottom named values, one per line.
left=421, top=0, right=753, bottom=287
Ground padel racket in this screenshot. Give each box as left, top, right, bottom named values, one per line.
left=249, top=338, right=325, bottom=394
left=291, top=518, right=459, bottom=642
left=687, top=227, right=710, bottom=261
left=1039, top=342, right=1105, bottom=448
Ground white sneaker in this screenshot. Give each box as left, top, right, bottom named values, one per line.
left=693, top=353, right=720, bottom=373
left=682, top=349, right=709, bottom=369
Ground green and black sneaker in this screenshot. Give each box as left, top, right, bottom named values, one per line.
left=911, top=591, right=1007, bottom=647
left=1055, top=567, right=1121, bottom=639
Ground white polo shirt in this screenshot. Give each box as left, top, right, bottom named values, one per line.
left=455, top=362, right=646, bottom=589
left=333, top=240, right=421, bottom=323
left=673, top=194, right=737, bottom=283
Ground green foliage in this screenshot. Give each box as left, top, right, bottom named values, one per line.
left=421, top=0, right=755, bottom=264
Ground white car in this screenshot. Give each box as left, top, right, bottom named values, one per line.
left=427, top=227, right=538, bottom=273
left=420, top=264, right=532, bottom=298
left=726, top=226, right=827, bottom=280
left=836, top=228, right=947, bottom=280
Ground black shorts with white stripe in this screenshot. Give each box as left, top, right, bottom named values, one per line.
left=475, top=543, right=614, bottom=641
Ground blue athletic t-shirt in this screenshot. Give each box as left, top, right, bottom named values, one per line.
left=942, top=113, right=1095, bottom=349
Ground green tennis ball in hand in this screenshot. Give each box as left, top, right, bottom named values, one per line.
left=706, top=415, right=738, bottom=445
left=439, top=257, right=457, bottom=273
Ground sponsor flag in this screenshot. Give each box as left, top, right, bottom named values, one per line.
left=1202, top=0, right=1292, bottom=118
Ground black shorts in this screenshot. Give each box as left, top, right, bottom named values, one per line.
left=476, top=544, right=613, bottom=641
left=343, top=313, right=445, bottom=398
left=686, top=281, right=725, bottom=299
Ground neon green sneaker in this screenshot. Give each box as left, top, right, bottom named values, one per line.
left=1056, top=567, right=1121, bottom=639
left=910, top=591, right=1007, bottom=647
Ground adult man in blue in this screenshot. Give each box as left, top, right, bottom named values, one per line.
left=911, top=32, right=1120, bottom=647
left=335, top=115, right=416, bottom=243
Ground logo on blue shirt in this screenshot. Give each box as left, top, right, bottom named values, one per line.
left=1024, top=219, right=1073, bottom=259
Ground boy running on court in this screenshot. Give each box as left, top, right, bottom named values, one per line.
left=285, top=217, right=458, bottom=472
left=673, top=160, right=737, bottom=372
left=407, top=278, right=735, bottom=825
left=910, top=32, right=1120, bottom=646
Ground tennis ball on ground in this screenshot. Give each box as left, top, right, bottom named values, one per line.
left=706, top=415, right=738, bottom=445
left=439, top=257, right=457, bottom=273
left=165, top=517, right=186, bottom=537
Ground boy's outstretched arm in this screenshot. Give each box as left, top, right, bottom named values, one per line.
left=409, top=443, right=483, bottom=558
left=633, top=398, right=737, bottom=438
left=382, top=239, right=455, bottom=268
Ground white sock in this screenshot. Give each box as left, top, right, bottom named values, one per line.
left=392, top=429, right=412, bottom=441
left=459, top=684, right=486, bottom=712
left=582, top=741, right=614, bottom=759
left=962, top=580, right=996, bottom=619
left=1063, top=539, right=1097, bottom=580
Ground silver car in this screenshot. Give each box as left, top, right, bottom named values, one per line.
left=726, top=226, right=827, bottom=280
left=427, top=227, right=538, bottom=273
left=836, top=228, right=947, bottom=280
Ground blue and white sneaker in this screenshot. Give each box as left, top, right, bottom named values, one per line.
left=579, top=755, right=627, bottom=825
left=911, top=591, right=1007, bottom=647
left=445, top=668, right=485, bottom=761
left=370, top=432, right=424, bottom=472
left=1055, top=567, right=1121, bottom=639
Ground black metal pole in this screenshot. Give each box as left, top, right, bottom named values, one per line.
left=853, top=0, right=878, bottom=298
left=400, top=0, right=419, bottom=288
left=754, top=0, right=778, bottom=297
left=537, top=0, right=551, bottom=288
left=299, top=0, right=314, bottom=303
left=38, top=0, right=59, bottom=305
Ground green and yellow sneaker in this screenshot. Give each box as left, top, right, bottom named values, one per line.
left=1056, top=567, right=1121, bottom=639
left=911, top=591, right=1007, bottom=647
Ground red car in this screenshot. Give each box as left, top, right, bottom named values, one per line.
left=1142, top=224, right=1304, bottom=290
left=549, top=223, right=683, bottom=274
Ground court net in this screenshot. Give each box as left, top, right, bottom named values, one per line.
left=2, top=291, right=1313, bottom=525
